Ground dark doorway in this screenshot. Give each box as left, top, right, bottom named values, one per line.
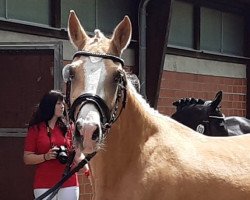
left=0, top=43, right=62, bottom=200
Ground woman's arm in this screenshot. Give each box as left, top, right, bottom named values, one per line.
left=23, top=151, right=46, bottom=165
left=23, top=148, right=57, bottom=165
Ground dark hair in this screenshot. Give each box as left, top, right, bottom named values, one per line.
left=28, top=90, right=68, bottom=135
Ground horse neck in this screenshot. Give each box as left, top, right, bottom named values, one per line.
left=114, top=86, right=160, bottom=145
left=94, top=86, right=159, bottom=161
left=89, top=86, right=160, bottom=197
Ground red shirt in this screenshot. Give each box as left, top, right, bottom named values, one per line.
left=24, top=122, right=78, bottom=189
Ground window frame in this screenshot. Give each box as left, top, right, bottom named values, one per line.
left=0, top=0, right=138, bottom=42
left=167, top=0, right=250, bottom=63
left=0, top=0, right=67, bottom=39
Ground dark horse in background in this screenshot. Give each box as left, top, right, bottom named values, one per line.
left=171, top=91, right=250, bottom=136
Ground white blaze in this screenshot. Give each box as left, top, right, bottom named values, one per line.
left=84, top=56, right=106, bottom=97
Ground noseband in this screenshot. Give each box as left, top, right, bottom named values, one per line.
left=65, top=51, right=127, bottom=132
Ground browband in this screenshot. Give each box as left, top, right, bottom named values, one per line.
left=73, top=51, right=124, bottom=66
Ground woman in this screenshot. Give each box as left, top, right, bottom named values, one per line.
left=24, top=90, right=85, bottom=200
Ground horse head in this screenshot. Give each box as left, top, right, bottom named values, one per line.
left=62, top=11, right=131, bottom=154
left=172, top=91, right=228, bottom=136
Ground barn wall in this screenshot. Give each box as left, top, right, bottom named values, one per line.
left=157, top=54, right=247, bottom=117
left=78, top=175, right=93, bottom=200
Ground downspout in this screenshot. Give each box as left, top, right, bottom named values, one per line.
left=138, top=0, right=151, bottom=98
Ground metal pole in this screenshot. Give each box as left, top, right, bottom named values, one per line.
left=138, top=0, right=151, bottom=99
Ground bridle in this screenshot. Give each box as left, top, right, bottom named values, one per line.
left=65, top=50, right=127, bottom=133
left=196, top=109, right=227, bottom=135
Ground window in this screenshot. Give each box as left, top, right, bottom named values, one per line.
left=0, top=0, right=5, bottom=18
left=168, top=1, right=194, bottom=48
left=0, top=0, right=50, bottom=25
left=222, top=12, right=244, bottom=55
left=0, top=0, right=137, bottom=39
left=168, top=0, right=245, bottom=57
left=61, top=0, right=96, bottom=31
left=61, top=0, right=135, bottom=34
left=201, top=7, right=244, bottom=56
left=200, top=8, right=221, bottom=52
left=97, top=0, right=135, bottom=34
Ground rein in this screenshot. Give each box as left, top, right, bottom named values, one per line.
left=35, top=152, right=96, bottom=200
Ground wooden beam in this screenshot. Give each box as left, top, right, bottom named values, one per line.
left=146, top=0, right=173, bottom=108
left=193, top=4, right=200, bottom=50
left=50, top=0, right=61, bottom=28
left=245, top=15, right=250, bottom=118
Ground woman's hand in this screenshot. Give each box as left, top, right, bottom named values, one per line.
left=73, top=147, right=85, bottom=164
left=73, top=148, right=90, bottom=177
left=44, top=147, right=59, bottom=161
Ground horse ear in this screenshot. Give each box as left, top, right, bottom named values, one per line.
left=110, top=16, right=132, bottom=56
left=211, top=91, right=223, bottom=109
left=68, top=10, right=89, bottom=50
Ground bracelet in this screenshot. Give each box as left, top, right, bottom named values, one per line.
left=84, top=169, right=90, bottom=177
left=43, top=154, right=47, bottom=161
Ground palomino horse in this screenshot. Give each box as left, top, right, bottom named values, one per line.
left=172, top=91, right=250, bottom=136
left=63, top=11, right=250, bottom=200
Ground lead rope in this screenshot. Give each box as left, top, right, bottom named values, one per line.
left=65, top=80, right=71, bottom=109
left=35, top=152, right=96, bottom=200
left=46, top=151, right=76, bottom=200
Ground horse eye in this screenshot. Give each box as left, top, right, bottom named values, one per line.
left=113, top=71, right=123, bottom=83
left=216, top=106, right=221, bottom=111
left=62, top=64, right=74, bottom=82
left=69, top=68, right=75, bottom=79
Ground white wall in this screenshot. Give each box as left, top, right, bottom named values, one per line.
left=164, top=54, right=246, bottom=78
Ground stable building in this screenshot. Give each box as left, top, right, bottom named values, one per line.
left=0, top=0, right=250, bottom=199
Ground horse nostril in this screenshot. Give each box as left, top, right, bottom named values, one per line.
left=74, top=128, right=81, bottom=138
left=76, top=121, right=82, bottom=131
left=92, top=127, right=100, bottom=140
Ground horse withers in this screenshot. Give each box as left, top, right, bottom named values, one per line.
left=172, top=91, right=250, bottom=136
left=63, top=11, right=250, bottom=200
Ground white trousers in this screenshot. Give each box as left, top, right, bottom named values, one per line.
left=34, top=186, right=79, bottom=200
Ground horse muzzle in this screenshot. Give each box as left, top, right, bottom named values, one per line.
left=75, top=110, right=103, bottom=154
